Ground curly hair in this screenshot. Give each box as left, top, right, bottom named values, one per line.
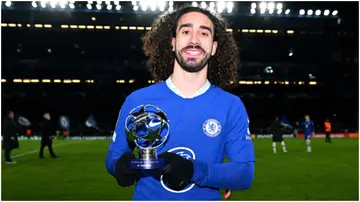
left=142, top=4, right=239, bottom=89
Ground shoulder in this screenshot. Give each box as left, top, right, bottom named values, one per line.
left=210, top=87, right=248, bottom=128
left=212, top=86, right=247, bottom=112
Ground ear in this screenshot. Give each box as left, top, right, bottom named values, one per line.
left=171, top=38, right=175, bottom=52
left=211, top=41, right=218, bottom=56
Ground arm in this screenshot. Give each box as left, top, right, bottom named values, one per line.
left=105, top=96, right=135, bottom=177
left=191, top=98, right=255, bottom=190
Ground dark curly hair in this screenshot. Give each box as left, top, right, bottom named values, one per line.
left=142, top=4, right=239, bottom=89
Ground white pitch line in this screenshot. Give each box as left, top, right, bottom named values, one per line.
left=12, top=141, right=83, bottom=159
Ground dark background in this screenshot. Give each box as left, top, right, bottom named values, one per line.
left=1, top=1, right=358, bottom=134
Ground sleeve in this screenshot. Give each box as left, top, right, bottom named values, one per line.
left=191, top=97, right=256, bottom=190
left=105, top=95, right=136, bottom=177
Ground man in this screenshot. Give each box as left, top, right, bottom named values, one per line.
left=39, top=113, right=58, bottom=158
left=2, top=110, right=19, bottom=164
left=270, top=116, right=288, bottom=154
left=299, top=115, right=315, bottom=152
left=324, top=119, right=332, bottom=143
left=105, top=5, right=255, bottom=200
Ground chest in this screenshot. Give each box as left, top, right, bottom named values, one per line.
left=154, top=101, right=228, bottom=163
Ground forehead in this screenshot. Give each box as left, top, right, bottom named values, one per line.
left=177, top=11, right=214, bottom=30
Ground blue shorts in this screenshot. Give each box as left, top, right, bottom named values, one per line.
left=305, top=134, right=312, bottom=140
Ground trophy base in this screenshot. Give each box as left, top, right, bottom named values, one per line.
left=129, top=159, right=166, bottom=170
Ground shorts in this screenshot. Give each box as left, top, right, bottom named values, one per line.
left=305, top=134, right=312, bottom=140
left=272, top=134, right=283, bottom=142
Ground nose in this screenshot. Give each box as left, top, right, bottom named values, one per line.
left=189, top=32, right=200, bottom=45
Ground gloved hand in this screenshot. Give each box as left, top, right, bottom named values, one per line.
left=115, top=152, right=142, bottom=187
left=156, top=152, right=194, bottom=191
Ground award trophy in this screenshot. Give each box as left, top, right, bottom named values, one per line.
left=125, top=104, right=170, bottom=170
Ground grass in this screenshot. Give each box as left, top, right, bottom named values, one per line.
left=1, top=138, right=358, bottom=200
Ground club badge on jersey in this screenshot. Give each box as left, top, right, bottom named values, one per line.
left=202, top=118, right=222, bottom=138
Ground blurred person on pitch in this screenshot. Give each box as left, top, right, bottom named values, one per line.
left=2, top=110, right=19, bottom=164
left=297, top=115, right=315, bottom=152
left=39, top=113, right=59, bottom=159
left=270, top=116, right=288, bottom=154
left=324, top=119, right=332, bottom=143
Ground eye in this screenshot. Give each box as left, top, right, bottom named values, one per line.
left=182, top=30, right=190, bottom=35
left=201, top=32, right=209, bottom=37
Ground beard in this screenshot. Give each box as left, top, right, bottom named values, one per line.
left=174, top=44, right=212, bottom=73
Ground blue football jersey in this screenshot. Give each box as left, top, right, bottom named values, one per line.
left=105, top=81, right=255, bottom=200
left=302, top=120, right=315, bottom=135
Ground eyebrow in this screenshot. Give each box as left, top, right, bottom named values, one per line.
left=178, top=23, right=213, bottom=34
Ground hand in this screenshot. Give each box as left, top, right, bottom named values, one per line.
left=115, top=152, right=142, bottom=187
left=312, top=132, right=315, bottom=136
left=155, top=152, right=194, bottom=191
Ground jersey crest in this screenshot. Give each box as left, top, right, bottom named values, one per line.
left=160, top=147, right=196, bottom=193
left=202, top=118, right=222, bottom=137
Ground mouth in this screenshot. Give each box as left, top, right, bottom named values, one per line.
left=183, top=49, right=204, bottom=58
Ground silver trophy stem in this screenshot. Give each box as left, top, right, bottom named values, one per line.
left=139, top=148, right=157, bottom=160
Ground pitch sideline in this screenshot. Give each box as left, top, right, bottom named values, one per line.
left=12, top=141, right=84, bottom=159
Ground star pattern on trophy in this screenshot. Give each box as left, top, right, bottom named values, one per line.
left=125, top=104, right=170, bottom=150
left=144, top=125, right=163, bottom=142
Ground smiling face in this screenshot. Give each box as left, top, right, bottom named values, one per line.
left=172, top=12, right=218, bottom=73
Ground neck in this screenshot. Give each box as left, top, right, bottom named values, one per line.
left=171, top=61, right=208, bottom=98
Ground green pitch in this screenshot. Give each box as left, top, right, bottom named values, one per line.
left=1, top=138, right=358, bottom=200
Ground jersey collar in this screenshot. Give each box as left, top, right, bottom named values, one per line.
left=165, top=75, right=211, bottom=98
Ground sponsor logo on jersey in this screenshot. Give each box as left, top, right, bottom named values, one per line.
left=161, top=147, right=196, bottom=193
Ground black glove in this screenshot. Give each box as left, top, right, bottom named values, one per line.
left=156, top=152, right=194, bottom=191
left=115, top=152, right=142, bottom=187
